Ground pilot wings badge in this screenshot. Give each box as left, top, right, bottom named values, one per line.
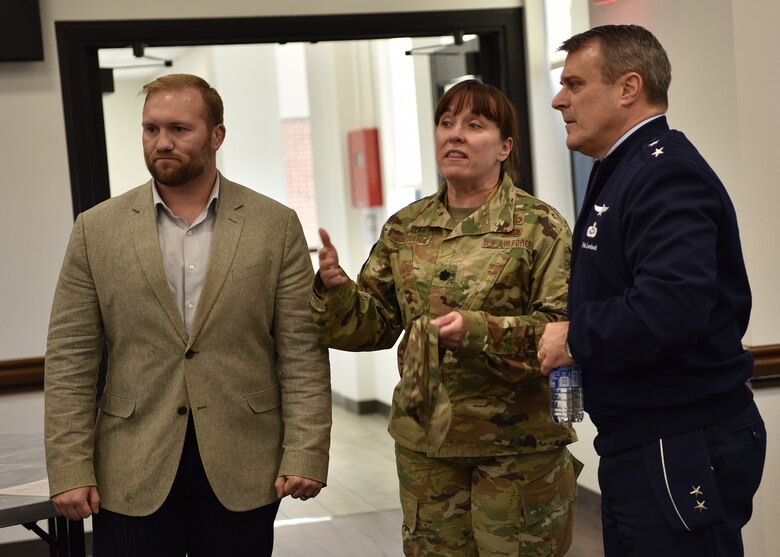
left=594, top=204, right=609, bottom=216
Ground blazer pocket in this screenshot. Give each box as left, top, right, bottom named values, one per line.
left=233, top=260, right=271, bottom=282
left=246, top=384, right=282, bottom=414
left=98, top=391, right=136, bottom=418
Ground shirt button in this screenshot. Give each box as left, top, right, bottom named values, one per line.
left=177, top=406, right=188, bottom=415
left=188, top=264, right=195, bottom=270
left=187, top=302, right=195, bottom=309
left=185, top=349, right=195, bottom=359
left=186, top=230, right=193, bottom=236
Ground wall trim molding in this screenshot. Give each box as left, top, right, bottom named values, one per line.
left=331, top=392, right=391, bottom=416
left=0, top=357, right=44, bottom=392
left=746, top=343, right=780, bottom=389
left=2, top=344, right=779, bottom=393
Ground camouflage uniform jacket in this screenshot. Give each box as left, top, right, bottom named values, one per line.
left=311, top=175, right=576, bottom=457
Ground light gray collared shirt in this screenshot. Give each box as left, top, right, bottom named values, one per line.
left=152, top=176, right=220, bottom=335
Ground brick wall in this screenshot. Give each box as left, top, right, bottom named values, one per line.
left=282, top=118, right=320, bottom=250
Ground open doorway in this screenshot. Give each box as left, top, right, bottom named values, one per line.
left=98, top=35, right=481, bottom=250
left=55, top=8, right=532, bottom=217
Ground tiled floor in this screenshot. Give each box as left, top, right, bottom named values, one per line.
left=1, top=405, right=603, bottom=556
left=276, top=405, right=399, bottom=523
left=274, top=404, right=605, bottom=556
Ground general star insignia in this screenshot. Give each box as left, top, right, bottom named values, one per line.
left=694, top=500, right=707, bottom=512
left=690, top=486, right=703, bottom=496
left=652, top=147, right=664, bottom=158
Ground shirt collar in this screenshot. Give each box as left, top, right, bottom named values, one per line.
left=411, top=173, right=516, bottom=233
left=153, top=174, right=221, bottom=216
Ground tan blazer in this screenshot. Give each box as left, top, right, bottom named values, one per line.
left=44, top=176, right=331, bottom=515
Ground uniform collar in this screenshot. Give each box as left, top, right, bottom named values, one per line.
left=604, top=116, right=670, bottom=163
left=410, top=173, right=517, bottom=234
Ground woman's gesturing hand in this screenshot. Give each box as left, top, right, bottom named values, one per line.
left=318, top=228, right=349, bottom=290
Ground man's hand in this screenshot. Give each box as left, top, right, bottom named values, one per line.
left=275, top=475, right=325, bottom=501
left=538, top=321, right=574, bottom=375
left=431, top=311, right=464, bottom=351
left=51, top=485, right=100, bottom=520
left=318, top=228, right=349, bottom=290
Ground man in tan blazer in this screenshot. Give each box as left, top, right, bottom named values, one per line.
left=44, top=74, right=331, bottom=556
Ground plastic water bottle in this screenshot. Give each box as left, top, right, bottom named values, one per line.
left=549, top=364, right=584, bottom=423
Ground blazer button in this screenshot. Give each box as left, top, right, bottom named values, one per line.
left=185, top=349, right=195, bottom=359
left=177, top=406, right=188, bottom=416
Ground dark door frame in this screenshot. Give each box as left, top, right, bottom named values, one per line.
left=55, top=8, right=532, bottom=217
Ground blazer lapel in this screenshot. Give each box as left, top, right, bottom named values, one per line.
left=187, top=177, right=245, bottom=347
left=129, top=182, right=188, bottom=344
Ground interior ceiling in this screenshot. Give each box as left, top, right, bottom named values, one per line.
left=97, top=35, right=472, bottom=81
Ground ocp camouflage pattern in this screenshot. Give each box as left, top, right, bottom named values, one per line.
left=396, top=444, right=581, bottom=556
left=400, top=315, right=451, bottom=449
left=311, top=175, right=576, bottom=457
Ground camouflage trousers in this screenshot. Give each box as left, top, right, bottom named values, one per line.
left=395, top=444, right=581, bottom=556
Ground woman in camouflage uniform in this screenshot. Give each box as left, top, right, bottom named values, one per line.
left=312, top=79, right=580, bottom=556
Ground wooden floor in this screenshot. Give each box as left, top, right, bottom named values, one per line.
left=274, top=405, right=605, bottom=556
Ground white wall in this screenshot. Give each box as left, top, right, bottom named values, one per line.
left=306, top=40, right=392, bottom=407
left=747, top=388, right=779, bottom=557
left=728, top=5, right=780, bottom=545
left=212, top=44, right=288, bottom=203
left=102, top=73, right=150, bottom=194
left=523, top=0, right=576, bottom=225
left=276, top=43, right=311, bottom=120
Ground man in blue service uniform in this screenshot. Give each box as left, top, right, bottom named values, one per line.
left=537, top=25, right=765, bottom=556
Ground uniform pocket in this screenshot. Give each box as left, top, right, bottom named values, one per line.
left=389, top=249, right=423, bottom=319
left=642, top=429, right=724, bottom=532
left=519, top=450, right=577, bottom=556
left=399, top=484, right=418, bottom=534
left=520, top=451, right=577, bottom=526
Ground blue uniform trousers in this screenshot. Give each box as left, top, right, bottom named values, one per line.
left=598, top=401, right=765, bottom=557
